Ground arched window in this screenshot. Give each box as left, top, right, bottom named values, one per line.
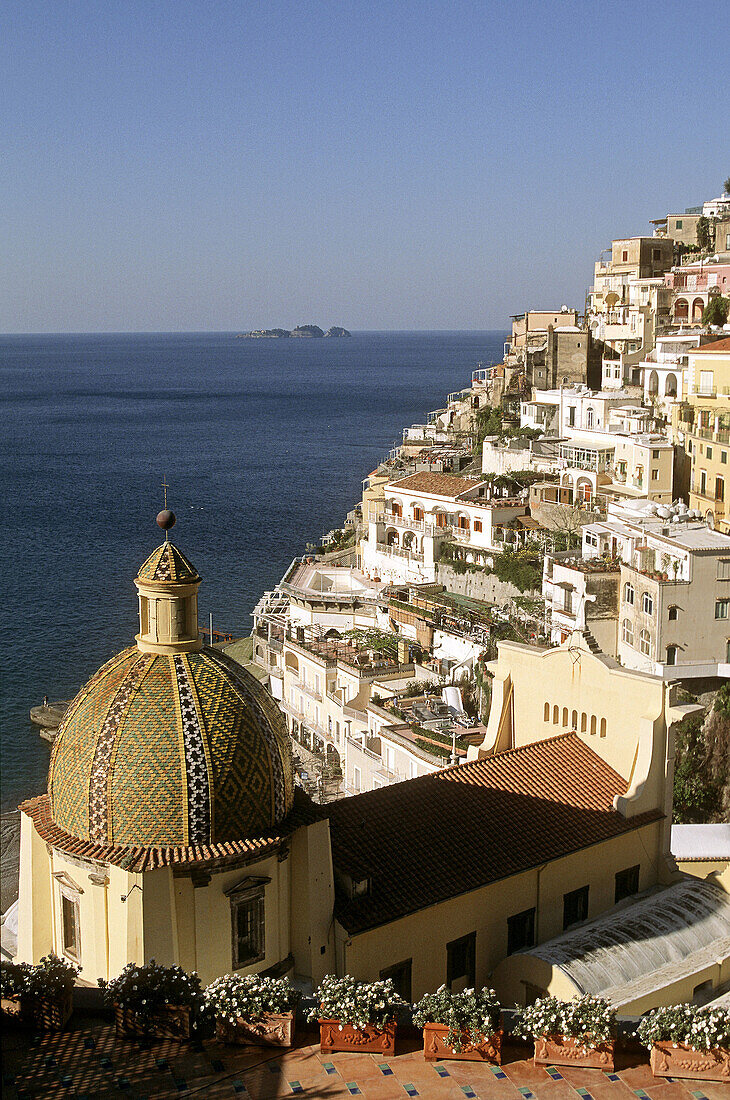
left=586, top=407, right=594, bottom=428
left=553, top=705, right=559, bottom=724
left=674, top=298, right=689, bottom=322
left=668, top=605, right=678, bottom=621
left=665, top=373, right=677, bottom=398
left=562, top=707, right=569, bottom=727
left=600, top=718, right=607, bottom=738
left=581, top=712, right=587, bottom=732
left=666, top=645, right=677, bottom=666
left=544, top=702, right=550, bottom=722
left=413, top=505, right=424, bottom=522
left=389, top=499, right=402, bottom=518
left=622, top=618, right=634, bottom=646
left=624, top=583, right=634, bottom=605
left=590, top=715, right=597, bottom=735
left=692, top=297, right=704, bottom=322
left=642, top=593, right=654, bottom=615
left=640, top=629, right=651, bottom=656
left=571, top=709, right=578, bottom=730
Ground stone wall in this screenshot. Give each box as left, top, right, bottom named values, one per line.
left=436, top=563, right=540, bottom=603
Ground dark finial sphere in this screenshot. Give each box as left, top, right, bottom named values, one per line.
left=156, top=509, right=176, bottom=530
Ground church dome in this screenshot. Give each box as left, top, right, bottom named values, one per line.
left=47, top=538, right=294, bottom=848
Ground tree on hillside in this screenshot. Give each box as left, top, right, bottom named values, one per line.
left=702, top=295, right=730, bottom=327
left=696, top=216, right=713, bottom=252
left=673, top=685, right=730, bottom=823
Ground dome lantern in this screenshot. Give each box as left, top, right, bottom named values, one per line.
left=135, top=542, right=202, bottom=654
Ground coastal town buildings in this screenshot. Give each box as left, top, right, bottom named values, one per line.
left=18, top=526, right=730, bottom=1016
left=677, top=338, right=730, bottom=534
left=587, top=237, right=674, bottom=361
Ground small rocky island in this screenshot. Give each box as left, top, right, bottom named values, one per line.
left=237, top=325, right=351, bottom=339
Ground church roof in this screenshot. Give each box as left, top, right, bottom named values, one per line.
left=19, top=787, right=317, bottom=872
left=47, top=645, right=294, bottom=848
left=326, top=733, right=663, bottom=935
left=137, top=541, right=200, bottom=584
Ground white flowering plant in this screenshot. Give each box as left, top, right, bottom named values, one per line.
left=1, top=954, right=76, bottom=1003
left=412, top=985, right=500, bottom=1051
left=99, top=960, right=203, bottom=1027
left=203, top=973, right=299, bottom=1024
left=514, top=995, right=616, bottom=1047
left=636, top=1004, right=730, bottom=1052
left=308, top=974, right=404, bottom=1029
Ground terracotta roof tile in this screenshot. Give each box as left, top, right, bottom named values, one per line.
left=20, top=787, right=318, bottom=873
left=389, top=473, right=484, bottom=498
left=690, top=337, right=730, bottom=354
left=325, top=733, right=662, bottom=934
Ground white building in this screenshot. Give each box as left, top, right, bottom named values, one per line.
left=362, top=472, right=532, bottom=585
left=581, top=498, right=730, bottom=678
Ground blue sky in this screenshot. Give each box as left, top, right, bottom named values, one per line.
left=2, top=0, right=727, bottom=332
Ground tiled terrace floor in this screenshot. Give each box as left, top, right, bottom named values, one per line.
left=2, top=1020, right=728, bottom=1100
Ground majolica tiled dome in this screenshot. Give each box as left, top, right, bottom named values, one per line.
left=47, top=537, right=294, bottom=848
left=136, top=542, right=200, bottom=584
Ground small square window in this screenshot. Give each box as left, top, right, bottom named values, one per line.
left=716, top=599, right=730, bottom=620
left=722, top=451, right=727, bottom=465
left=563, top=885, right=589, bottom=930
left=615, top=865, right=640, bottom=903
left=507, top=907, right=535, bottom=955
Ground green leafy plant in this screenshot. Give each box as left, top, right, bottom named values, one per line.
left=697, top=216, right=713, bottom=253
left=703, top=296, right=729, bottom=327
left=514, top=995, right=616, bottom=1048
left=99, top=960, right=203, bottom=1029
left=203, top=973, right=299, bottom=1025
left=636, top=1004, right=729, bottom=1052
left=412, top=985, right=500, bottom=1051
left=1, top=954, right=76, bottom=1003
left=308, top=974, right=404, bottom=1029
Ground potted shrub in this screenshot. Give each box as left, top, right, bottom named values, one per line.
left=515, top=995, right=616, bottom=1071
left=204, top=973, right=300, bottom=1047
left=0, top=954, right=76, bottom=1031
left=637, top=1004, right=730, bottom=1082
left=309, top=974, right=403, bottom=1054
left=100, top=960, right=202, bottom=1041
left=413, top=985, right=502, bottom=1063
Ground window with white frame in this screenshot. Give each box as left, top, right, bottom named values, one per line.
left=718, top=559, right=730, bottom=581
left=60, top=888, right=81, bottom=962
left=624, top=582, right=635, bottom=605
left=642, top=593, right=654, bottom=615
left=716, top=599, right=730, bottom=620
left=622, top=619, right=634, bottom=646
left=639, top=629, right=651, bottom=656
left=229, top=881, right=266, bottom=969
left=353, top=765, right=362, bottom=791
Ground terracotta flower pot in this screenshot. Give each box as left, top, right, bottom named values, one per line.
left=534, top=1034, right=615, bottom=1071
left=1, top=990, right=72, bottom=1031
left=650, top=1041, right=730, bottom=1082
left=115, top=1003, right=192, bottom=1041
left=215, top=1010, right=295, bottom=1047
left=423, top=1022, right=502, bottom=1063
left=319, top=1018, right=397, bottom=1054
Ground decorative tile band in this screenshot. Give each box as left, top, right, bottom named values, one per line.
left=173, top=654, right=211, bottom=843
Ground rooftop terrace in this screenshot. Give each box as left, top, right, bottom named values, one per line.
left=3, top=1017, right=706, bottom=1099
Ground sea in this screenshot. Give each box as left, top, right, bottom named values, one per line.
left=0, top=330, right=507, bottom=812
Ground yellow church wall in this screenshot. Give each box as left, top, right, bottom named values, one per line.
left=493, top=641, right=666, bottom=787
left=342, top=821, right=663, bottom=1001
left=142, top=868, right=179, bottom=967
left=675, top=859, right=730, bottom=893
left=174, top=875, right=197, bottom=973
left=16, top=811, right=53, bottom=964
left=290, top=819, right=337, bottom=984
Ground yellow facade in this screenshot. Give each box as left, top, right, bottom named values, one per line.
left=680, top=343, right=730, bottom=534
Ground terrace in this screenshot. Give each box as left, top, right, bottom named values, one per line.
left=3, top=1014, right=701, bottom=1099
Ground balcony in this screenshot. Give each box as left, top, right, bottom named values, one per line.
left=299, top=680, right=323, bottom=702
left=375, top=543, right=425, bottom=562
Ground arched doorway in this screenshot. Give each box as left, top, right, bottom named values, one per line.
left=576, top=477, right=592, bottom=504
left=386, top=528, right=399, bottom=546
left=664, top=373, right=677, bottom=397
left=692, top=298, right=704, bottom=323
left=648, top=370, right=659, bottom=396
left=674, top=298, right=689, bottom=322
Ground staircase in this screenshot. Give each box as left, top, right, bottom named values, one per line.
left=582, top=627, right=602, bottom=655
